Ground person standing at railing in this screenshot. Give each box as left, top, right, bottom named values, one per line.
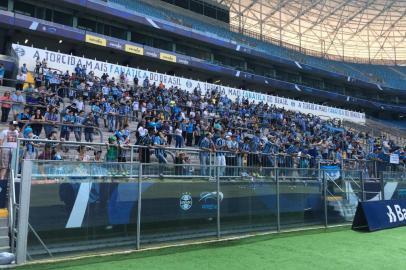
left=0, top=91, right=11, bottom=123
left=60, top=109, right=75, bottom=141
left=139, top=128, right=153, bottom=163
left=44, top=106, right=59, bottom=138
left=11, top=90, right=25, bottom=120
left=199, top=132, right=214, bottom=176
left=16, top=106, right=31, bottom=130
left=215, top=131, right=226, bottom=176
left=186, top=119, right=194, bottom=147
left=0, top=121, right=18, bottom=181
left=153, top=132, right=168, bottom=176
left=226, top=134, right=239, bottom=176
left=30, top=109, right=45, bottom=137
left=248, top=130, right=261, bottom=167
left=83, top=112, right=97, bottom=143
left=74, top=110, right=85, bottom=142
left=0, top=64, right=4, bottom=86
left=15, top=71, right=26, bottom=91
left=174, top=124, right=183, bottom=148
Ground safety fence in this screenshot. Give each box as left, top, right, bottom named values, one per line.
left=10, top=158, right=406, bottom=263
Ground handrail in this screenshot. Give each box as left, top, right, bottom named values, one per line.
left=9, top=169, right=15, bottom=253
left=20, top=121, right=104, bottom=143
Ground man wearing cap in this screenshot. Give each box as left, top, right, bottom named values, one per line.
left=0, top=121, right=18, bottom=181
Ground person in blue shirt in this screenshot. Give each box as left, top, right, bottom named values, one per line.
left=215, top=131, right=226, bottom=176
left=74, top=64, right=82, bottom=77
left=153, top=131, right=167, bottom=164
left=117, top=101, right=130, bottom=130
left=74, top=110, right=85, bottom=142
left=21, top=63, right=28, bottom=74
left=261, top=137, right=274, bottom=172
left=186, top=120, right=194, bottom=147
left=0, top=64, right=4, bottom=86
left=248, top=131, right=261, bottom=167
left=60, top=109, right=75, bottom=141
left=91, top=101, right=102, bottom=127
left=199, top=132, right=214, bottom=176
left=17, top=107, right=31, bottom=130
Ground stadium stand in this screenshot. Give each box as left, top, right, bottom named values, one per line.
left=0, top=0, right=405, bottom=265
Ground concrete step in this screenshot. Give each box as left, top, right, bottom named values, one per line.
left=0, top=227, right=9, bottom=237
left=0, top=246, right=10, bottom=252
left=0, top=237, right=9, bottom=248
left=0, top=218, right=8, bottom=228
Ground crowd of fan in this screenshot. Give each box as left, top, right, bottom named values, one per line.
left=0, top=60, right=404, bottom=176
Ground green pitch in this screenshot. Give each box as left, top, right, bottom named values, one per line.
left=18, top=226, right=406, bottom=270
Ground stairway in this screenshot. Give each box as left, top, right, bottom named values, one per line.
left=328, top=198, right=357, bottom=222
left=0, top=216, right=10, bottom=252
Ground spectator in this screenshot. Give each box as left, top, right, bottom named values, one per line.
left=139, top=128, right=153, bottom=163
left=215, top=131, right=226, bottom=176
left=0, top=91, right=11, bottom=123
left=11, top=90, right=25, bottom=120
left=30, top=109, right=45, bottom=137
left=199, top=132, right=214, bottom=176
left=15, top=71, right=26, bottom=90
left=0, top=121, right=19, bottom=180
left=74, top=110, right=85, bottom=142
left=60, top=109, right=75, bottom=141
left=17, top=106, right=31, bottom=130
left=0, top=64, right=4, bottom=86
left=83, top=112, right=97, bottom=142
left=174, top=124, right=183, bottom=148
left=44, top=106, right=59, bottom=138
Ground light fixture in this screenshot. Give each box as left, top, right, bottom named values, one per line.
left=214, top=79, right=221, bottom=83
left=59, top=40, right=63, bottom=44
left=24, top=39, right=29, bottom=44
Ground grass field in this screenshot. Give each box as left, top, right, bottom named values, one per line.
left=18, top=226, right=406, bottom=270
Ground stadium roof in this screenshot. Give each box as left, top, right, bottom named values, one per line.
left=217, top=0, right=406, bottom=64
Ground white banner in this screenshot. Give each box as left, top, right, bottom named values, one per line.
left=12, top=44, right=365, bottom=123
left=390, top=154, right=400, bottom=164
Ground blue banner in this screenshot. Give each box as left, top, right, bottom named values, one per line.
left=352, top=199, right=406, bottom=231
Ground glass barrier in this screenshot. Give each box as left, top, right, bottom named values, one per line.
left=28, top=161, right=140, bottom=258
left=279, top=168, right=324, bottom=230
left=219, top=166, right=277, bottom=235
left=18, top=160, right=404, bottom=262
left=139, top=163, right=218, bottom=244
left=382, top=172, right=406, bottom=200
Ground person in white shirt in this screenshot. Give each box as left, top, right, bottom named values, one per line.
left=74, top=96, right=85, bottom=111
left=0, top=121, right=19, bottom=179
left=132, top=99, right=139, bottom=119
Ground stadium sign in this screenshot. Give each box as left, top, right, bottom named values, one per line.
left=352, top=199, right=406, bottom=231
left=12, top=44, right=365, bottom=123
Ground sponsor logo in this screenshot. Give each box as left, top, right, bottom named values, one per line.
left=180, top=192, right=192, bottom=211
left=199, top=191, right=224, bottom=210
left=108, top=41, right=123, bottom=50
left=386, top=204, right=406, bottom=223
left=14, top=47, right=25, bottom=57
left=160, top=52, right=177, bottom=63
left=85, top=34, right=107, bottom=47
left=145, top=51, right=158, bottom=58
left=125, top=44, right=144, bottom=55
left=177, top=58, right=189, bottom=65
left=186, top=80, right=192, bottom=88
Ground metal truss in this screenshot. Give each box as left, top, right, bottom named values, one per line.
left=215, top=0, right=406, bottom=63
